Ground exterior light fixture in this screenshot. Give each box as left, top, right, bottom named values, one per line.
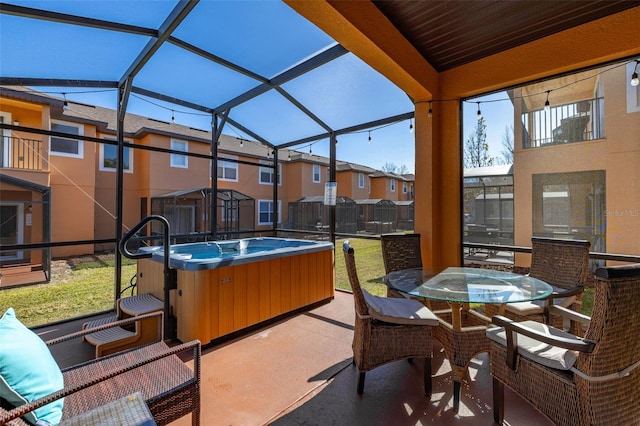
left=428, top=101, right=433, bottom=118
left=631, top=60, right=640, bottom=87
left=544, top=90, right=551, bottom=112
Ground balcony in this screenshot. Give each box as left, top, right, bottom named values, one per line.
left=38, top=290, right=551, bottom=425
left=522, top=97, right=604, bottom=148
left=0, top=136, right=43, bottom=171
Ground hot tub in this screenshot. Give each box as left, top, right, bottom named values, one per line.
left=135, top=237, right=335, bottom=344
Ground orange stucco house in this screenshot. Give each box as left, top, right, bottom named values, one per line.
left=1, top=86, right=415, bottom=284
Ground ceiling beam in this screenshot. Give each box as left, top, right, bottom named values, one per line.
left=0, top=2, right=157, bottom=36
left=118, top=0, right=198, bottom=87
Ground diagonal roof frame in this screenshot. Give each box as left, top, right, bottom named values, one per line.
left=0, top=1, right=411, bottom=149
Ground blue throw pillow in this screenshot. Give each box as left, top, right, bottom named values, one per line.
left=0, top=308, right=64, bottom=425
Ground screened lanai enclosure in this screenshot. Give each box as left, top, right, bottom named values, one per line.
left=463, top=165, right=514, bottom=246
left=0, top=0, right=416, bottom=303
left=151, top=188, right=255, bottom=242
left=288, top=196, right=357, bottom=234
left=356, top=199, right=397, bottom=234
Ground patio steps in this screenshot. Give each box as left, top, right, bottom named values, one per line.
left=0, top=264, right=47, bottom=288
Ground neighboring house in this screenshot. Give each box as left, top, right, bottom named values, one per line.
left=0, top=86, right=416, bottom=285
left=461, top=63, right=640, bottom=265
left=369, top=170, right=413, bottom=201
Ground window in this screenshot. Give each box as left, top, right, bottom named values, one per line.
left=390, top=179, right=396, bottom=192
left=51, top=120, right=83, bottom=158
left=258, top=200, right=281, bottom=225
left=259, top=161, right=281, bottom=185
left=312, top=164, right=321, bottom=183
left=402, top=182, right=408, bottom=194
left=170, top=139, right=188, bottom=168
left=358, top=173, right=365, bottom=188
left=217, top=155, right=238, bottom=181
left=99, top=139, right=133, bottom=172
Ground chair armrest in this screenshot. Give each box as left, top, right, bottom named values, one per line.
left=44, top=311, right=163, bottom=346
left=0, top=339, right=201, bottom=425
left=548, top=304, right=591, bottom=325
left=492, top=315, right=594, bottom=369
left=543, top=286, right=584, bottom=325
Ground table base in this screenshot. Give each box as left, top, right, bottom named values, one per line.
left=432, top=307, right=491, bottom=412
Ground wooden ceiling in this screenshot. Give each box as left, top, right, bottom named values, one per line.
left=373, top=1, right=640, bottom=72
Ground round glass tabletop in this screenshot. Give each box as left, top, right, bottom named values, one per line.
left=384, top=266, right=553, bottom=304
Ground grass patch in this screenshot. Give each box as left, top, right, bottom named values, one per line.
left=0, top=257, right=136, bottom=328
left=335, top=238, right=387, bottom=297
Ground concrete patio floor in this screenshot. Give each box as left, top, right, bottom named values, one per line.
left=165, top=290, right=552, bottom=426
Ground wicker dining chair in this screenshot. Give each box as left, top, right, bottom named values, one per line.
left=342, top=241, right=438, bottom=396
left=487, top=263, right=640, bottom=425
left=485, top=237, right=590, bottom=332
left=380, top=234, right=449, bottom=311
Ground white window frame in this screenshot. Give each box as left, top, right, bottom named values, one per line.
left=50, top=120, right=84, bottom=158
left=170, top=139, right=188, bottom=168
left=99, top=138, right=133, bottom=173
left=217, top=155, right=239, bottom=182
left=358, top=172, right=365, bottom=188
left=258, top=200, right=281, bottom=225
left=259, top=161, right=281, bottom=185
left=390, top=178, right=396, bottom=192
left=627, top=62, right=640, bottom=113
left=402, top=181, right=408, bottom=194
left=312, top=164, right=321, bottom=183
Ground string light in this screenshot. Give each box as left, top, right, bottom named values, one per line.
left=409, top=118, right=414, bottom=133
left=544, top=90, right=551, bottom=112
left=476, top=102, right=482, bottom=120
left=240, top=139, right=244, bottom=148
left=62, top=93, right=69, bottom=111
left=287, top=151, right=291, bottom=161
left=368, top=131, right=372, bottom=143
left=171, top=110, right=175, bottom=124
left=631, top=60, right=640, bottom=87
left=428, top=101, right=433, bottom=118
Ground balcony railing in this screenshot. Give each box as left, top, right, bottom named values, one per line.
left=0, top=136, right=43, bottom=170
left=522, top=97, right=604, bottom=148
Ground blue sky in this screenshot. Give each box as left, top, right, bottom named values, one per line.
left=1, top=0, right=512, bottom=173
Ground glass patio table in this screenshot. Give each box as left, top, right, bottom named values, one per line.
left=383, top=266, right=552, bottom=412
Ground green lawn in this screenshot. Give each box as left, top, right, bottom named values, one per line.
left=334, top=238, right=388, bottom=296
left=0, top=257, right=136, bottom=328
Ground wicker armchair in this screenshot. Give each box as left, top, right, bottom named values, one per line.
left=380, top=234, right=449, bottom=311
left=485, top=237, right=590, bottom=332
left=343, top=241, right=438, bottom=396
left=0, top=311, right=200, bottom=426
left=488, top=263, right=640, bottom=425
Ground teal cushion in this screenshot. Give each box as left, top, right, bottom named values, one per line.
left=0, top=308, right=64, bottom=425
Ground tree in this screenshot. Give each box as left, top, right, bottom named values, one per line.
left=381, top=162, right=409, bottom=175
left=497, top=124, right=514, bottom=165
left=463, top=116, right=494, bottom=168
